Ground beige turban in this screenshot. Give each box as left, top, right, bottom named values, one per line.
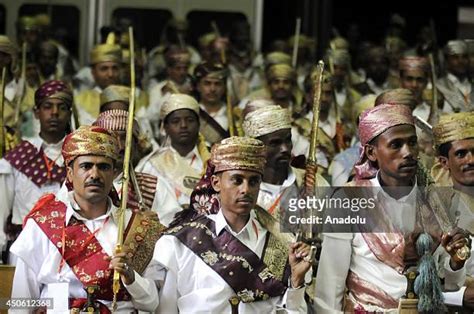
left=243, top=104, right=291, bottom=138
left=211, top=136, right=266, bottom=175
left=325, top=49, right=351, bottom=66
left=375, top=88, right=417, bottom=111
left=433, top=112, right=474, bottom=149
left=264, top=52, right=292, bottom=67
left=90, top=33, right=121, bottom=65
left=198, top=32, right=218, bottom=47
left=100, top=85, right=130, bottom=107
left=17, top=16, right=39, bottom=31
left=329, top=36, right=350, bottom=50
left=160, top=93, right=199, bottom=120
left=444, top=40, right=468, bottom=56
left=353, top=94, right=376, bottom=122
left=266, top=63, right=296, bottom=81
left=62, top=126, right=120, bottom=165
left=0, top=35, right=18, bottom=73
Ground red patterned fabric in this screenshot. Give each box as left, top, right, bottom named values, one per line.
left=4, top=140, right=66, bottom=188
left=26, top=194, right=130, bottom=301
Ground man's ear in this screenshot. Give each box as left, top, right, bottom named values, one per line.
left=66, top=164, right=74, bottom=185
left=438, top=156, right=450, bottom=171
left=366, top=144, right=377, bottom=162
left=211, top=174, right=221, bottom=192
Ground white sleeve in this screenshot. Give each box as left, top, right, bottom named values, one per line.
left=443, top=286, right=466, bottom=306
left=152, top=175, right=182, bottom=227
left=278, top=286, right=307, bottom=313
left=314, top=233, right=353, bottom=313
left=124, top=258, right=165, bottom=312
left=154, top=235, right=179, bottom=314
left=10, top=256, right=40, bottom=299
left=0, top=162, right=14, bottom=249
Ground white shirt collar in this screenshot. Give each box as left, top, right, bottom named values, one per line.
left=210, top=209, right=261, bottom=241
left=64, top=190, right=116, bottom=225
left=447, top=72, right=470, bottom=87
left=27, top=135, right=65, bottom=151
left=200, top=103, right=226, bottom=116
left=260, top=167, right=296, bottom=191
left=369, top=171, right=418, bottom=203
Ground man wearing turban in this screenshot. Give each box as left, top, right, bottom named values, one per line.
left=315, top=104, right=469, bottom=312
left=148, top=45, right=193, bottom=138
left=437, top=40, right=474, bottom=113
left=242, top=101, right=328, bottom=221
left=324, top=48, right=362, bottom=126
left=154, top=136, right=312, bottom=312
left=92, top=109, right=181, bottom=226
left=194, top=61, right=230, bottom=144
left=0, top=80, right=72, bottom=262
left=143, top=93, right=210, bottom=207
left=431, top=112, right=474, bottom=309
left=242, top=62, right=304, bottom=115
left=10, top=125, right=162, bottom=312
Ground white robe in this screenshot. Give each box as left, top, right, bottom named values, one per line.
left=0, top=136, right=65, bottom=249
left=154, top=209, right=308, bottom=313
left=9, top=188, right=163, bottom=313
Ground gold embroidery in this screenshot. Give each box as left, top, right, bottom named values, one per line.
left=263, top=233, right=288, bottom=281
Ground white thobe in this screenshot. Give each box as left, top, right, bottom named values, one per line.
left=200, top=103, right=228, bottom=131
left=139, top=146, right=203, bottom=206
left=442, top=73, right=473, bottom=114
left=113, top=166, right=182, bottom=227
left=154, top=209, right=307, bottom=313
left=10, top=189, right=162, bottom=313
left=0, top=136, right=65, bottom=249
left=315, top=174, right=466, bottom=313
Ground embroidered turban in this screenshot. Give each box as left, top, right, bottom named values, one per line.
left=375, top=88, right=417, bottom=111
left=329, top=36, right=349, bottom=50
left=444, top=40, right=468, bottom=56
left=266, top=63, right=296, bottom=81
left=17, top=16, right=39, bottom=31
left=198, top=32, right=217, bottom=48
left=100, top=85, right=130, bottom=108
left=62, top=126, right=120, bottom=165
left=398, top=56, right=430, bottom=74
left=160, top=93, right=199, bottom=120
left=92, top=109, right=140, bottom=139
left=355, top=104, right=415, bottom=179
left=211, top=136, right=266, bottom=175
left=433, top=112, right=474, bottom=149
left=34, top=80, right=73, bottom=108
left=164, top=45, right=191, bottom=66
left=242, top=104, right=291, bottom=138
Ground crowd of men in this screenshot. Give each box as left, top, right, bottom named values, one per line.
left=1, top=12, right=474, bottom=313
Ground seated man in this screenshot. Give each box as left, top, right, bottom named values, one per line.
left=154, top=136, right=312, bottom=313
left=10, top=126, right=162, bottom=312
left=316, top=104, right=469, bottom=312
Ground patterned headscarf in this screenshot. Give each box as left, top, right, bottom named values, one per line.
left=190, top=137, right=266, bottom=215
left=62, top=125, right=120, bottom=166
left=34, top=80, right=73, bottom=108
left=92, top=109, right=140, bottom=139
left=375, top=88, right=417, bottom=111
left=355, top=104, right=415, bottom=179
